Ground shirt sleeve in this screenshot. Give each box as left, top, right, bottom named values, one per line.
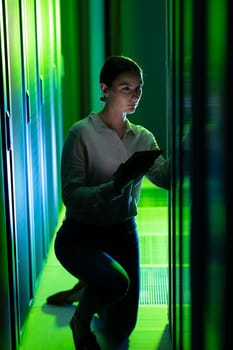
left=143, top=130, right=171, bottom=190
left=146, top=155, right=171, bottom=190
left=61, top=129, right=119, bottom=213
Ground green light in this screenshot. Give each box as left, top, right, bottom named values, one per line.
left=206, top=0, right=227, bottom=90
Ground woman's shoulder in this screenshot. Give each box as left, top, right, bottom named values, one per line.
left=69, top=115, right=94, bottom=136
left=127, top=119, right=154, bottom=137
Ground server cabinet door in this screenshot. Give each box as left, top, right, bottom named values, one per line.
left=50, top=0, right=63, bottom=206
left=0, top=116, right=12, bottom=349
left=20, top=0, right=45, bottom=288
left=2, top=0, right=32, bottom=338
left=35, top=0, right=60, bottom=249
left=167, top=0, right=193, bottom=348
left=0, top=130, right=13, bottom=350
left=1, top=3, right=17, bottom=347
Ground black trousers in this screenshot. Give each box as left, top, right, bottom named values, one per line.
left=54, top=216, right=140, bottom=340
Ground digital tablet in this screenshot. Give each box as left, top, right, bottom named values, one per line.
left=123, top=149, right=163, bottom=172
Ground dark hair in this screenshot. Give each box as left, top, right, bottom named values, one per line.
left=100, top=56, right=143, bottom=87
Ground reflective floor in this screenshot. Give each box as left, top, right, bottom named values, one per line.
left=19, top=179, right=172, bottom=350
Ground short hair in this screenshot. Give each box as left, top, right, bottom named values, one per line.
left=100, top=56, right=143, bottom=86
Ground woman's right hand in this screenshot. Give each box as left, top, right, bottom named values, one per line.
left=113, top=158, right=154, bottom=193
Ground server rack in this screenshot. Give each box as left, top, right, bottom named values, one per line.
left=168, top=0, right=233, bottom=349
left=0, top=1, right=63, bottom=348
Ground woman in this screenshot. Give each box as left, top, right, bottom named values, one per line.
left=54, top=56, right=170, bottom=350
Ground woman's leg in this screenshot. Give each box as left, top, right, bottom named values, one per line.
left=46, top=280, right=86, bottom=305
left=98, top=218, right=140, bottom=342
left=54, top=219, right=130, bottom=345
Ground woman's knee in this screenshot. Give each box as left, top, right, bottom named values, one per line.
left=112, top=270, right=130, bottom=298
left=97, top=268, right=130, bottom=301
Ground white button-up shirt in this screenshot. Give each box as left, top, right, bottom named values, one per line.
left=61, top=113, right=170, bottom=225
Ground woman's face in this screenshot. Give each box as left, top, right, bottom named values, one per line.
left=101, top=72, right=143, bottom=114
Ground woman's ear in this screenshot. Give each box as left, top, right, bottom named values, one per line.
left=100, top=83, right=109, bottom=97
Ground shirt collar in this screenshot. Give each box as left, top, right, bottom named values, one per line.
left=90, top=113, right=136, bottom=135
left=125, top=119, right=137, bottom=135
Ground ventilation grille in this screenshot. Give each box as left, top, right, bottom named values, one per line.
left=139, top=267, right=168, bottom=305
